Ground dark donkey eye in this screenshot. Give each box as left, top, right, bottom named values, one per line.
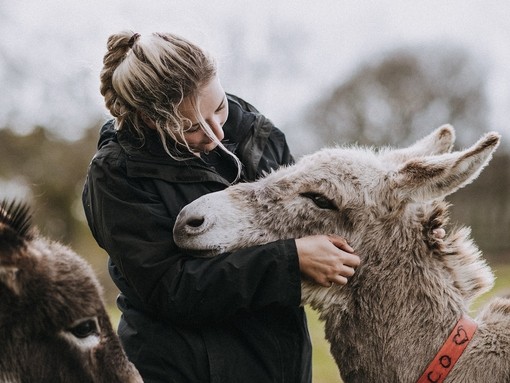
left=301, top=192, right=337, bottom=210
left=69, top=318, right=99, bottom=339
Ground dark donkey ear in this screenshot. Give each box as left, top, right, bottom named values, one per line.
left=0, top=265, right=21, bottom=295
left=392, top=132, right=500, bottom=202
left=0, top=199, right=33, bottom=295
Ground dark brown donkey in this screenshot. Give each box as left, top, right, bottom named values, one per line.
left=0, top=200, right=142, bottom=383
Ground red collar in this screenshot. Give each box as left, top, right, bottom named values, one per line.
left=416, top=314, right=477, bottom=383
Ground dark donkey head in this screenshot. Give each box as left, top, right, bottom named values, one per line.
left=0, top=200, right=142, bottom=383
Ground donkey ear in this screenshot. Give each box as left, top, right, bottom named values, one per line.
left=383, top=125, right=455, bottom=164
left=392, top=132, right=500, bottom=202
left=0, top=266, right=21, bottom=295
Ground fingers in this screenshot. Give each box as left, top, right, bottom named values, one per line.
left=329, top=275, right=348, bottom=286
left=318, top=265, right=354, bottom=287
left=325, top=261, right=357, bottom=287
left=339, top=250, right=361, bottom=269
left=296, top=235, right=360, bottom=287
left=327, top=235, right=360, bottom=269
left=327, top=234, right=354, bottom=253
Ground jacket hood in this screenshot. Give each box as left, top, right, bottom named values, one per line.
left=97, top=119, right=118, bottom=150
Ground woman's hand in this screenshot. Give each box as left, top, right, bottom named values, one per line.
left=295, top=235, right=360, bottom=287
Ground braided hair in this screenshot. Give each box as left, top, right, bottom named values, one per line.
left=99, top=31, right=240, bottom=178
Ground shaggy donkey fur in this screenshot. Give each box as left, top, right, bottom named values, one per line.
left=0, top=200, right=142, bottom=383
left=174, top=125, right=510, bottom=382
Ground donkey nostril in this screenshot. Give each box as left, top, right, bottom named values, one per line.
left=187, top=216, right=205, bottom=228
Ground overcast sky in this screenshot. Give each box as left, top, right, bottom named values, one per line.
left=1, top=0, right=509, bottom=150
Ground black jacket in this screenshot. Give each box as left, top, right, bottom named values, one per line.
left=82, top=95, right=312, bottom=383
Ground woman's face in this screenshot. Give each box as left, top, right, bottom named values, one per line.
left=178, top=75, right=229, bottom=154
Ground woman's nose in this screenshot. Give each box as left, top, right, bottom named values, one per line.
left=207, top=118, right=225, bottom=140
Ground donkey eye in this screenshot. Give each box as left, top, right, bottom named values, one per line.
left=69, top=318, right=99, bottom=339
left=300, top=192, right=337, bottom=210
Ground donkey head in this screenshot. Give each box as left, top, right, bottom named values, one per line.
left=174, top=126, right=499, bottom=308
left=0, top=200, right=142, bottom=383
left=174, top=125, right=497, bottom=249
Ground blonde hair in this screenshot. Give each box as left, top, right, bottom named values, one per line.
left=99, top=31, right=241, bottom=178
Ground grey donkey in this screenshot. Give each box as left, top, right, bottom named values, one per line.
left=173, top=126, right=510, bottom=382
left=0, top=200, right=142, bottom=383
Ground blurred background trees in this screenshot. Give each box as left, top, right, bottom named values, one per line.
left=298, top=43, right=510, bottom=261
left=303, top=44, right=488, bottom=149
left=0, top=124, right=118, bottom=302
left=1, top=42, right=508, bottom=308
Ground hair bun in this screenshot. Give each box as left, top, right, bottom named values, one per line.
left=128, top=33, right=141, bottom=48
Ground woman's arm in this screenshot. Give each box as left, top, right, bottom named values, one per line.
left=83, top=156, right=302, bottom=326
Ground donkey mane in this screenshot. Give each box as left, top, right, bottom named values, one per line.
left=0, top=200, right=33, bottom=242
left=0, top=199, right=142, bottom=383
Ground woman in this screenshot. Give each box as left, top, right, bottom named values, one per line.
left=83, top=31, right=360, bottom=383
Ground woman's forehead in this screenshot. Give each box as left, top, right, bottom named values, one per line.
left=179, top=76, right=225, bottom=119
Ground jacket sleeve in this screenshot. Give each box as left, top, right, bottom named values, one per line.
left=83, top=153, right=302, bottom=326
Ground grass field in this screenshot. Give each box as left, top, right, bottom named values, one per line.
left=307, top=262, right=510, bottom=383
